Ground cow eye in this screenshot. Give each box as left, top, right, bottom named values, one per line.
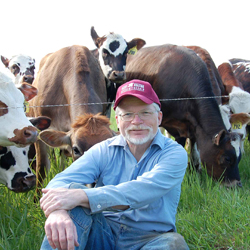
left=11, top=65, right=19, bottom=75
left=72, top=146, right=81, bottom=155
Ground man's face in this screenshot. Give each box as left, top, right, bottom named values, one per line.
left=115, top=96, right=162, bottom=146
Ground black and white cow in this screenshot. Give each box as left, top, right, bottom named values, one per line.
left=1, top=54, right=36, bottom=85
left=90, top=26, right=146, bottom=112
left=0, top=116, right=51, bottom=193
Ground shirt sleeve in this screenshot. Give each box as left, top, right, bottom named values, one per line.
left=45, top=142, right=105, bottom=189
left=84, top=143, right=188, bottom=213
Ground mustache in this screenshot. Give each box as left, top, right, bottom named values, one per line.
left=126, top=125, right=153, bottom=131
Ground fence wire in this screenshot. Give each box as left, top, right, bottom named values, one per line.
left=1, top=95, right=229, bottom=111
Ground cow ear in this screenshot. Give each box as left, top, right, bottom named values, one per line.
left=18, top=83, right=38, bottom=101
left=91, top=26, right=106, bottom=48
left=29, top=116, right=51, bottom=131
left=127, top=38, right=146, bottom=51
left=212, top=129, right=226, bottom=146
left=1, top=56, right=10, bottom=67
left=39, top=129, right=71, bottom=148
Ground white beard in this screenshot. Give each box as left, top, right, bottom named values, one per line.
left=124, top=125, right=156, bottom=145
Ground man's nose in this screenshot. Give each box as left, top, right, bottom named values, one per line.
left=131, top=114, right=143, bottom=123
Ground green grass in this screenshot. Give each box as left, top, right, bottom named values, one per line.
left=0, top=115, right=250, bottom=249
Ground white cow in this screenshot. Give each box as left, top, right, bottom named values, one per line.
left=0, top=116, right=51, bottom=192
left=0, top=68, right=38, bottom=146
left=1, top=54, right=35, bottom=86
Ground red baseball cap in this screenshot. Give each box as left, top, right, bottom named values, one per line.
left=113, top=79, right=161, bottom=110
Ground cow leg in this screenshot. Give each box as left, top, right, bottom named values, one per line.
left=34, top=140, right=50, bottom=202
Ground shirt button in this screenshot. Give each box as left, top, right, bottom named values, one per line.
left=97, top=204, right=101, bottom=209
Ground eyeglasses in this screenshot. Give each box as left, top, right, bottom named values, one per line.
left=118, top=110, right=158, bottom=121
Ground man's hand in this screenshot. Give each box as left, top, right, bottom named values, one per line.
left=44, top=209, right=79, bottom=250
left=40, top=188, right=90, bottom=217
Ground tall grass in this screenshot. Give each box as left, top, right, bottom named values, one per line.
left=0, top=114, right=250, bottom=249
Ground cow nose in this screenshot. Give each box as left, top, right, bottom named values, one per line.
left=23, top=75, right=34, bottom=84
left=109, top=71, right=126, bottom=82
left=22, top=175, right=36, bottom=190
left=9, top=126, right=38, bottom=146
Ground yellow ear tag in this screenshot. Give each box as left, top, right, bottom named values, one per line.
left=128, top=46, right=138, bottom=55
left=24, top=101, right=29, bottom=113
left=232, top=122, right=242, bottom=130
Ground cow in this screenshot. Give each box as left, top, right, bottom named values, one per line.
left=0, top=68, right=38, bottom=147
left=229, top=58, right=250, bottom=93
left=125, top=44, right=242, bottom=187
left=228, top=58, right=250, bottom=142
left=39, top=113, right=116, bottom=160
left=90, top=26, right=146, bottom=112
left=218, top=62, right=250, bottom=145
left=1, top=54, right=36, bottom=85
left=185, top=45, right=226, bottom=104
left=0, top=116, right=51, bottom=193
left=28, top=44, right=119, bottom=197
left=185, top=47, right=250, bottom=153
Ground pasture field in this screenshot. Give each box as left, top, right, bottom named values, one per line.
left=0, top=113, right=250, bottom=250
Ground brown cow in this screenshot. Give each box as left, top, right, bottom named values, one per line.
left=28, top=44, right=117, bottom=196
left=39, top=113, right=116, bottom=160
left=126, top=44, right=242, bottom=187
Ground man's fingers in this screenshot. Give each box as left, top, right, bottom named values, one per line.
left=45, top=225, right=57, bottom=249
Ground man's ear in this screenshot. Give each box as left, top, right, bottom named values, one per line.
left=158, top=111, right=163, bottom=126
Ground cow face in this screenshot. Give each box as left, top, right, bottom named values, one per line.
left=0, top=145, right=36, bottom=192
left=199, top=130, right=242, bottom=187
left=91, top=26, right=146, bottom=84
left=1, top=54, right=35, bottom=85
left=38, top=113, right=116, bottom=160
left=0, top=69, right=38, bottom=147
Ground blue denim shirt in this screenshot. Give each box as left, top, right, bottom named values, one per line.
left=46, top=129, right=188, bottom=232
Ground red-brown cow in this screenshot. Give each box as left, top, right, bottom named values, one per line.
left=229, top=58, right=250, bottom=93
left=126, top=44, right=242, bottom=187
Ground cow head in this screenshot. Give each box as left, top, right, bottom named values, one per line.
left=91, top=26, right=146, bottom=84
left=198, top=129, right=242, bottom=187
left=39, top=113, right=116, bottom=160
left=1, top=54, right=36, bottom=85
left=0, top=116, right=51, bottom=193
left=0, top=69, right=38, bottom=147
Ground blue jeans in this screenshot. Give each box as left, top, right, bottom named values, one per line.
left=41, top=184, right=189, bottom=250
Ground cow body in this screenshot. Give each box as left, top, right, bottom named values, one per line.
left=126, top=44, right=241, bottom=186
left=0, top=68, right=38, bottom=147
left=29, top=45, right=115, bottom=194
left=1, top=54, right=35, bottom=85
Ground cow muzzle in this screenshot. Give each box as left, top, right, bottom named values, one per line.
left=22, top=75, right=35, bottom=84
left=11, top=174, right=36, bottom=193
left=9, top=126, right=38, bottom=146
left=109, top=71, right=126, bottom=83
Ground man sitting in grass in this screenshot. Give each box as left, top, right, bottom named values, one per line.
left=40, top=79, right=189, bottom=250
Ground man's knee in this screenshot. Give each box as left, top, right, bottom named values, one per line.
left=142, top=232, right=189, bottom=250
left=163, top=232, right=189, bottom=250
